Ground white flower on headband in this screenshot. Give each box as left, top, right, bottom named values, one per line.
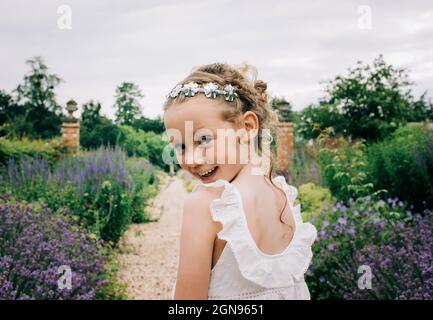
left=203, top=82, right=219, bottom=99
left=223, top=84, right=238, bottom=102
left=165, top=81, right=238, bottom=101
left=182, top=82, right=199, bottom=97
left=167, top=84, right=183, bottom=98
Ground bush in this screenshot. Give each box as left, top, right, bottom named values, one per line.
left=127, top=157, right=159, bottom=223
left=366, top=124, right=433, bottom=212
left=317, top=135, right=377, bottom=204
left=306, top=195, right=432, bottom=299
left=298, top=182, right=333, bottom=222
left=0, top=137, right=66, bottom=166
left=0, top=196, right=106, bottom=299
left=79, top=117, right=123, bottom=150
left=119, top=125, right=169, bottom=171
left=0, top=146, right=159, bottom=244
left=287, top=138, right=322, bottom=186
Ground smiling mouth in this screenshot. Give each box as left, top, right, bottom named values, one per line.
left=198, top=166, right=218, bottom=179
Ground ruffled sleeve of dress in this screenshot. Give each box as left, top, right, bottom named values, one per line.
left=193, top=175, right=317, bottom=289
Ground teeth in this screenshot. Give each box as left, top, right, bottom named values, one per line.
left=199, top=167, right=216, bottom=176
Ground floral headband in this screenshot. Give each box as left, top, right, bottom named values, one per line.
left=166, top=82, right=238, bottom=102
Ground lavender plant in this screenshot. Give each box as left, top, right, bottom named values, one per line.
left=0, top=146, right=157, bottom=243
left=0, top=195, right=106, bottom=300
left=307, top=195, right=433, bottom=300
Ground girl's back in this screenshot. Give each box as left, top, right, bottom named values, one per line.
left=172, top=171, right=317, bottom=300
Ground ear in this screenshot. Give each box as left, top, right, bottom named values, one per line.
left=240, top=111, right=259, bottom=139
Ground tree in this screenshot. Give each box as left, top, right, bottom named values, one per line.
left=81, top=100, right=103, bottom=127
left=297, top=103, right=346, bottom=141
left=408, top=92, right=433, bottom=122
left=80, top=100, right=123, bottom=150
left=271, top=96, right=296, bottom=122
left=12, top=57, right=63, bottom=138
left=298, top=55, right=430, bottom=142
left=132, top=115, right=165, bottom=134
left=321, top=54, right=414, bottom=141
left=114, top=82, right=144, bottom=126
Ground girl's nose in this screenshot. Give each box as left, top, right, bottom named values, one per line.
left=184, top=147, right=205, bottom=167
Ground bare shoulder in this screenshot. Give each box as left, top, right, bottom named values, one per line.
left=182, top=185, right=225, bottom=231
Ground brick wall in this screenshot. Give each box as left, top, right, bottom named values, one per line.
left=61, top=121, right=80, bottom=153
left=276, top=122, right=294, bottom=171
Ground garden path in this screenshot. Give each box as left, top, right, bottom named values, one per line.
left=117, top=174, right=188, bottom=299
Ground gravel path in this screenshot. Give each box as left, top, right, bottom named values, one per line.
left=117, top=175, right=189, bottom=299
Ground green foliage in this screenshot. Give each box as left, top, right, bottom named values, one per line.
left=271, top=96, right=296, bottom=122
left=95, top=247, right=128, bottom=300
left=408, top=92, right=433, bottom=122
left=95, top=180, right=131, bottom=244
left=114, top=82, right=144, bottom=126
left=365, top=123, right=433, bottom=211
left=132, top=115, right=165, bottom=134
left=298, top=182, right=333, bottom=222
left=317, top=133, right=381, bottom=204
left=126, top=157, right=159, bottom=223
left=0, top=147, right=161, bottom=244
left=80, top=101, right=123, bottom=150
left=286, top=138, right=322, bottom=186
left=296, top=103, right=346, bottom=140
left=81, top=100, right=103, bottom=127
left=9, top=57, right=63, bottom=139
left=119, top=125, right=169, bottom=171
left=297, top=55, right=431, bottom=142
left=0, top=137, right=66, bottom=166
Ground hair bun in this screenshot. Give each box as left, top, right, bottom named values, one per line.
left=254, top=80, right=267, bottom=95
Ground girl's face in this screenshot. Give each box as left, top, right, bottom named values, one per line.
left=164, top=95, right=256, bottom=183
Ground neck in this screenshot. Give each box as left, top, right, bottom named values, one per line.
left=229, top=163, right=264, bottom=183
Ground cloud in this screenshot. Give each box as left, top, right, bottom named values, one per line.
left=0, top=0, right=432, bottom=118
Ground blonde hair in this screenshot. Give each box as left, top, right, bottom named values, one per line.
left=163, top=62, right=289, bottom=223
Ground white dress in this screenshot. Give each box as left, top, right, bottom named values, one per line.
left=171, top=175, right=317, bottom=300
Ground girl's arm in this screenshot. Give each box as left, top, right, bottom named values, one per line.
left=173, top=190, right=219, bottom=300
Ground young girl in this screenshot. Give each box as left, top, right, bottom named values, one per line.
left=163, top=63, right=317, bottom=300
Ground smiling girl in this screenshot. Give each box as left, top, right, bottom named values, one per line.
left=163, top=62, right=317, bottom=300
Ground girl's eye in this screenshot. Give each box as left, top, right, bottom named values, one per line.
left=200, top=135, right=212, bottom=145
left=174, top=143, right=185, bottom=152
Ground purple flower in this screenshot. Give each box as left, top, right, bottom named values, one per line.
left=338, top=217, right=347, bottom=225
left=0, top=199, right=106, bottom=300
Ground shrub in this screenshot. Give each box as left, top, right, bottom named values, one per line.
left=0, top=146, right=159, bottom=244
left=306, top=195, right=431, bottom=299
left=0, top=196, right=106, bottom=300
left=287, top=138, right=322, bottom=186
left=318, top=135, right=377, bottom=204
left=119, top=125, right=169, bottom=171
left=79, top=117, right=123, bottom=150
left=126, top=157, right=159, bottom=223
left=0, top=137, right=66, bottom=166
left=366, top=124, right=433, bottom=211
left=298, top=182, right=333, bottom=221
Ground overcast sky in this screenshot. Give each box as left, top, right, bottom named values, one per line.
left=1, top=0, right=432, bottom=119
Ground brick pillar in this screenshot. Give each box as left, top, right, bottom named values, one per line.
left=61, top=121, right=80, bottom=153
left=276, top=122, right=294, bottom=171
